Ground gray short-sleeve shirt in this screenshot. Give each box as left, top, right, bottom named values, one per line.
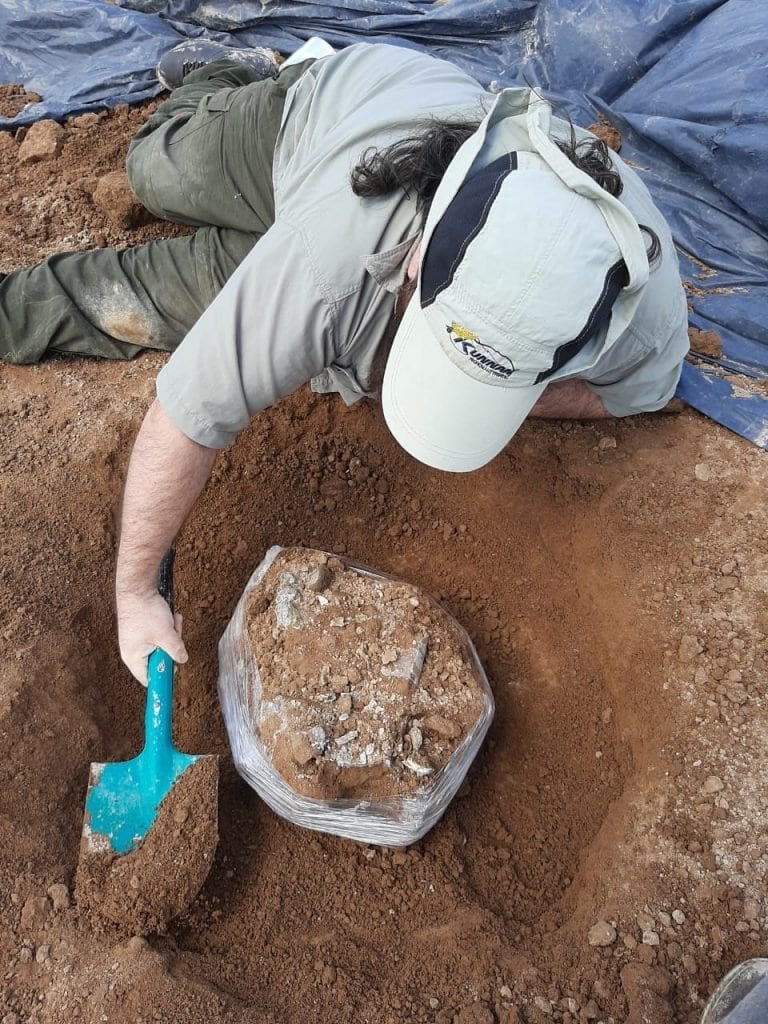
left=157, top=43, right=689, bottom=449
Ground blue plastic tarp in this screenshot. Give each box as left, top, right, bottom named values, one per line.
left=0, top=0, right=766, bottom=447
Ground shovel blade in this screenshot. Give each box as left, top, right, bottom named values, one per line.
left=77, top=753, right=219, bottom=934
left=83, top=749, right=200, bottom=855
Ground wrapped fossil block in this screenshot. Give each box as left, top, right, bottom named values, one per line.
left=218, top=546, right=494, bottom=846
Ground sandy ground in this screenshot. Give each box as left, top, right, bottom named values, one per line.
left=0, top=101, right=766, bottom=1024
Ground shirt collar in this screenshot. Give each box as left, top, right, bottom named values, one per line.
left=362, top=234, right=421, bottom=293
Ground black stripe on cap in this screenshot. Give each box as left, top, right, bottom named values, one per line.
left=421, top=152, right=518, bottom=308
left=534, top=260, right=628, bottom=384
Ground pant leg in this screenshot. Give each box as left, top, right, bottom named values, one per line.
left=0, top=61, right=311, bottom=363
left=126, top=59, right=311, bottom=234
left=0, top=226, right=256, bottom=362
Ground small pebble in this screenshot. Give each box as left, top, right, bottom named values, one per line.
left=588, top=921, right=617, bottom=947
left=743, top=899, right=760, bottom=921
left=642, top=930, right=660, bottom=946
left=47, top=884, right=70, bottom=913
left=307, top=565, right=332, bottom=592
left=672, top=909, right=686, bottom=925
left=702, top=776, right=724, bottom=794
left=499, top=985, right=513, bottom=999
left=682, top=954, right=697, bottom=974
left=335, top=730, right=359, bottom=746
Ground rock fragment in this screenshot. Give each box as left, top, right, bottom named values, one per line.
left=702, top=776, right=724, bottom=794
left=637, top=912, right=655, bottom=932
left=92, top=170, right=151, bottom=229
left=17, top=119, right=64, bottom=163
left=20, top=895, right=51, bottom=932
left=47, top=883, right=70, bottom=912
left=588, top=920, right=617, bottom=946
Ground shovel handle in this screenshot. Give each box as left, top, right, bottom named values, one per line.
left=144, top=549, right=177, bottom=765
left=157, top=548, right=175, bottom=612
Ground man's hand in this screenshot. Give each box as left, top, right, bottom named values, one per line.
left=117, top=590, right=187, bottom=687
left=116, top=398, right=218, bottom=684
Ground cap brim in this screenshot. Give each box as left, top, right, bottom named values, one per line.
left=382, top=289, right=547, bottom=473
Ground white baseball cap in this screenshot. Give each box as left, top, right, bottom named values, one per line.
left=382, top=88, right=651, bottom=473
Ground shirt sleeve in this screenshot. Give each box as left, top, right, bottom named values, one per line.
left=584, top=313, right=690, bottom=417
left=156, top=221, right=336, bottom=448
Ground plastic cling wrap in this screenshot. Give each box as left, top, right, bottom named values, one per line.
left=218, top=547, right=494, bottom=847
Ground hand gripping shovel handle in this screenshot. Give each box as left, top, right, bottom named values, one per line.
left=144, top=549, right=177, bottom=780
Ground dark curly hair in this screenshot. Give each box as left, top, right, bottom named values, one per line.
left=351, top=116, right=661, bottom=267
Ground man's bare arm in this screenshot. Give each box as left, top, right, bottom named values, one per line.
left=116, top=398, right=218, bottom=684
left=529, top=379, right=610, bottom=419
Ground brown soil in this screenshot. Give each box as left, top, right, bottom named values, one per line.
left=75, top=755, right=219, bottom=936
left=1, top=103, right=767, bottom=1024
left=0, top=84, right=42, bottom=120
left=587, top=116, right=621, bottom=153
left=246, top=548, right=488, bottom=800
left=688, top=326, right=724, bottom=359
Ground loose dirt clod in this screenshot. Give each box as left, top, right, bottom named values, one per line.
left=688, top=325, right=724, bottom=358
left=588, top=115, right=622, bottom=152
left=75, top=756, right=218, bottom=935
left=92, top=170, right=152, bottom=229
left=17, top=119, right=64, bottom=163
left=0, top=83, right=42, bottom=119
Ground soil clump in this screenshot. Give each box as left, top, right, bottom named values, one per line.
left=688, top=325, right=724, bottom=359
left=0, top=84, right=42, bottom=119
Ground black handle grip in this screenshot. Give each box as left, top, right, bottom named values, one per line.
left=157, top=549, right=175, bottom=611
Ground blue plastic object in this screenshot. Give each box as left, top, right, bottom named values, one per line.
left=84, top=551, right=198, bottom=855
left=701, top=961, right=768, bottom=1024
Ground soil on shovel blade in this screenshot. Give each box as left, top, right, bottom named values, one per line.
left=1, top=100, right=768, bottom=1024
left=76, top=756, right=219, bottom=935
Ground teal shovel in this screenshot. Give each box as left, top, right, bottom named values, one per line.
left=77, top=550, right=218, bottom=931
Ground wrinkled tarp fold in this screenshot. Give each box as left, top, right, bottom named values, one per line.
left=0, top=0, right=765, bottom=446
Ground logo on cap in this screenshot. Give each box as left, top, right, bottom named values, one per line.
left=446, top=322, right=515, bottom=380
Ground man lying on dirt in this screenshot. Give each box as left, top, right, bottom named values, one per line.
left=0, top=39, right=690, bottom=683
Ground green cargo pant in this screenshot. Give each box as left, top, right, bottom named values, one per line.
left=0, top=60, right=309, bottom=363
